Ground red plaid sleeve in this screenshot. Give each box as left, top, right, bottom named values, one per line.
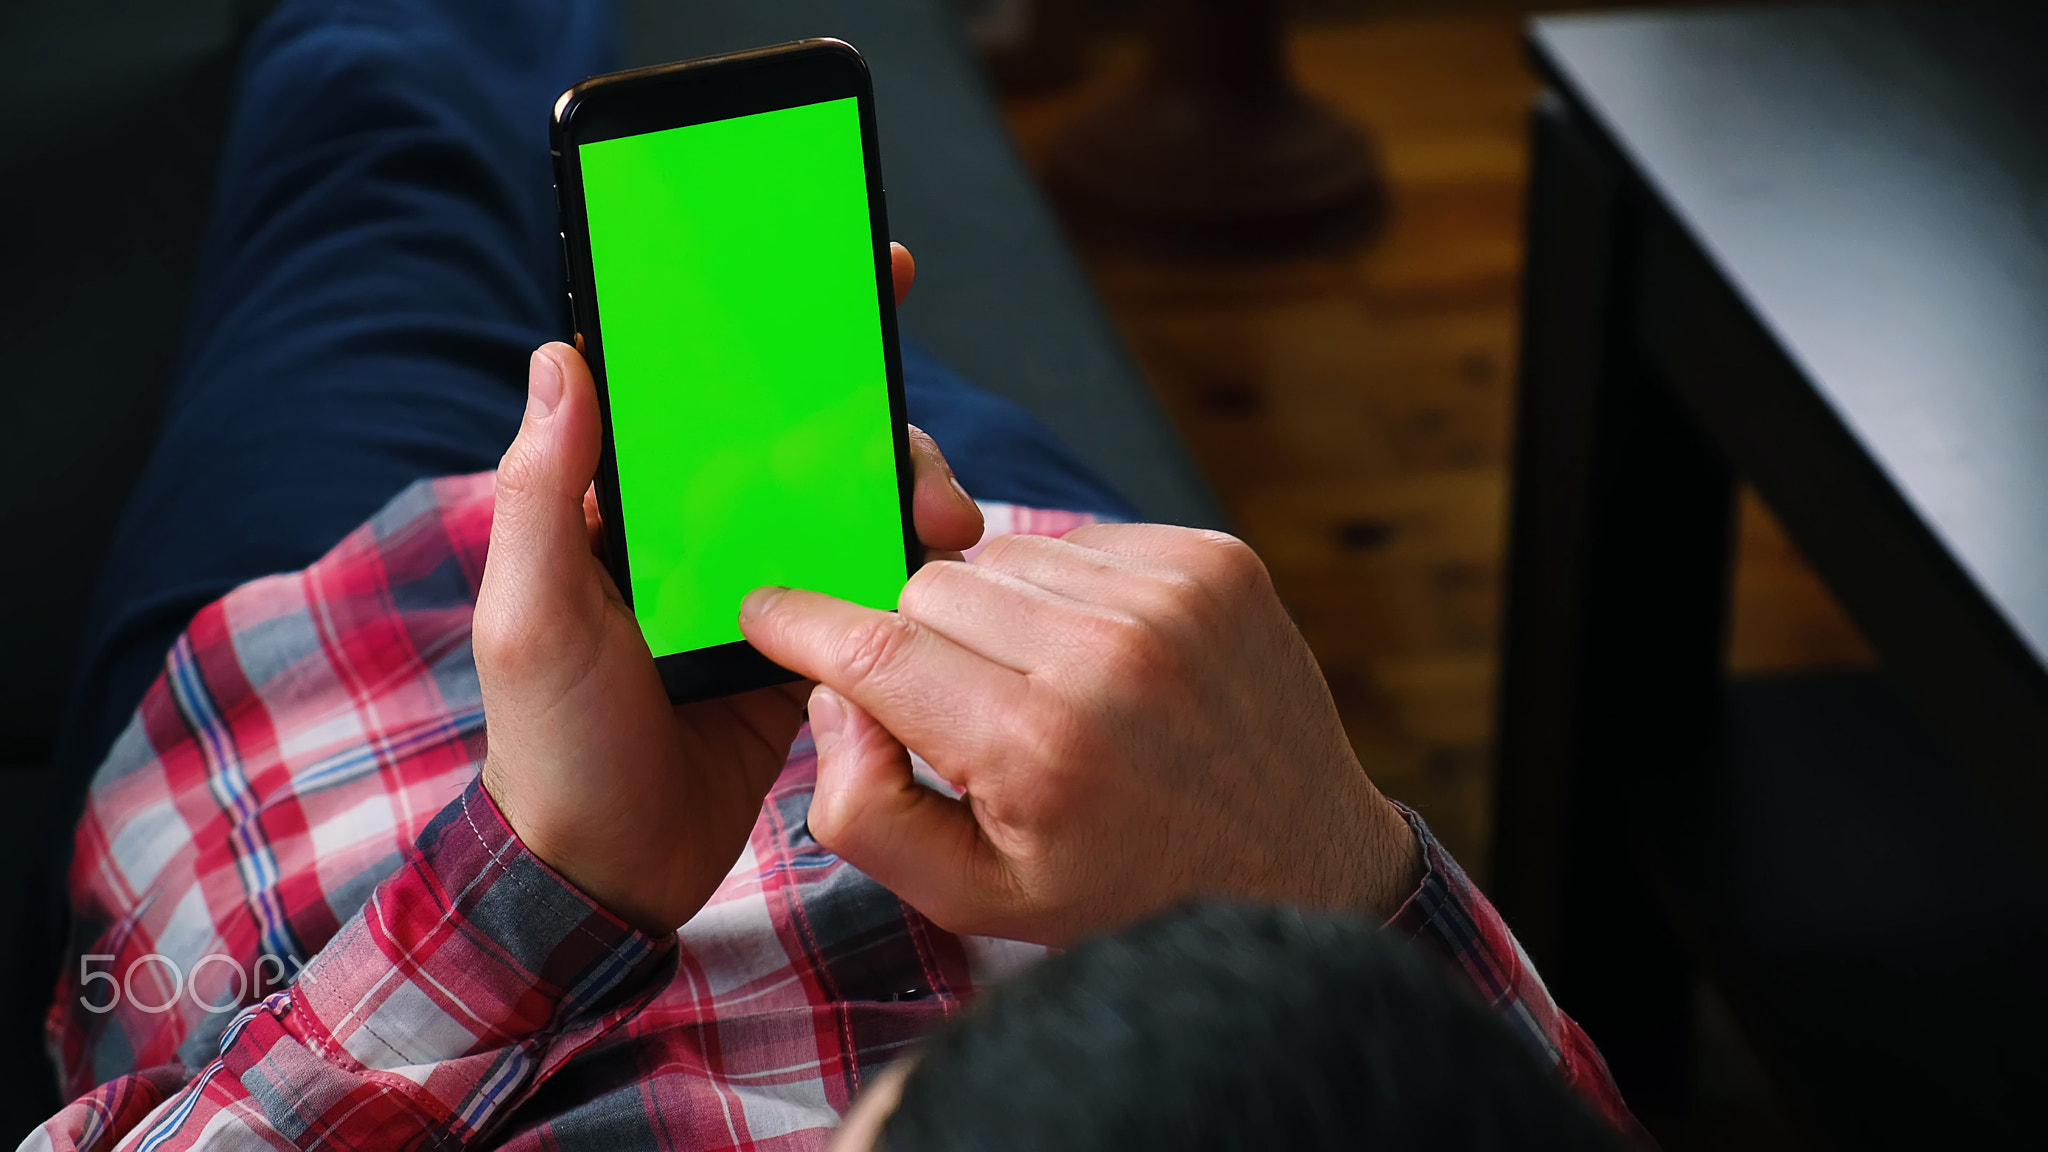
left=1385, top=807, right=1652, bottom=1145
left=26, top=460, right=1646, bottom=1151
left=27, top=474, right=1099, bottom=1152
left=25, top=779, right=673, bottom=1152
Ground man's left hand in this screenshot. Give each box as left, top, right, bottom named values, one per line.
left=474, top=244, right=981, bottom=936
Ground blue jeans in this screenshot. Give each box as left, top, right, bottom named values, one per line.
left=57, top=0, right=1134, bottom=779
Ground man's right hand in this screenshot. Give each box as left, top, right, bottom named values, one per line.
left=738, top=523, right=1424, bottom=946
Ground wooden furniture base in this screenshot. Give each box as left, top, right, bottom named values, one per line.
left=1047, top=0, right=1385, bottom=258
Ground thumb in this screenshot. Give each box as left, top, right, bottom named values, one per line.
left=805, top=686, right=1012, bottom=933
left=487, top=343, right=604, bottom=607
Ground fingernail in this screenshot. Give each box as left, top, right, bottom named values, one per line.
left=527, top=349, right=564, bottom=419
left=739, top=585, right=789, bottom=619
left=948, top=472, right=974, bottom=509
left=808, top=687, right=845, bottom=757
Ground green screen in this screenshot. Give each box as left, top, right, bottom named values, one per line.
left=579, top=97, right=905, bottom=658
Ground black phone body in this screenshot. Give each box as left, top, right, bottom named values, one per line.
left=550, top=40, right=918, bottom=703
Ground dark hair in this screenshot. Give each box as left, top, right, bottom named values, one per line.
left=879, top=902, right=1628, bottom=1152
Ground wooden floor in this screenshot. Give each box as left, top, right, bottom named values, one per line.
left=1000, top=14, right=1874, bottom=880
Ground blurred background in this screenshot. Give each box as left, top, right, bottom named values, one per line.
left=967, top=4, right=1854, bottom=1146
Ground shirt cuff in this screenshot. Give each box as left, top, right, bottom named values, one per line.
left=1382, top=804, right=1545, bottom=1029
left=288, top=776, right=675, bottom=1073
left=1379, top=805, right=1652, bottom=1144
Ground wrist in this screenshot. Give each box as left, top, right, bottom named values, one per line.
left=480, top=759, right=681, bottom=936
left=294, top=778, right=676, bottom=1068
left=1333, top=782, right=1426, bottom=921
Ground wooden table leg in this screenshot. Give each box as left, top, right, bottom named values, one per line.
left=1492, top=93, right=1736, bottom=1118
left=1044, top=0, right=1385, bottom=258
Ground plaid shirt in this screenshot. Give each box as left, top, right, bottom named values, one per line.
left=24, top=472, right=1642, bottom=1152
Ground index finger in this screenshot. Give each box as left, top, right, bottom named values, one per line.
left=738, top=585, right=1027, bottom=771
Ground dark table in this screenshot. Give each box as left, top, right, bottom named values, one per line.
left=1493, top=5, right=2048, bottom=1146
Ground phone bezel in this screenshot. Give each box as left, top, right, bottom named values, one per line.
left=550, top=39, right=919, bottom=703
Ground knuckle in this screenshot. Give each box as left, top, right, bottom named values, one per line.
left=1095, top=607, right=1151, bottom=651
left=470, top=611, right=519, bottom=674
left=973, top=532, right=1032, bottom=569
left=1058, top=521, right=1117, bottom=548
left=1186, top=529, right=1264, bottom=582
left=471, top=586, right=590, bottom=688
left=472, top=575, right=535, bottom=668
left=472, top=614, right=548, bottom=689
left=835, top=614, right=917, bottom=690
left=1170, top=530, right=1271, bottom=612
left=896, top=560, right=959, bottom=619
left=1112, top=603, right=1172, bottom=657
left=493, top=439, right=548, bottom=504
left=1071, top=608, right=1179, bottom=688
left=1140, top=569, right=1210, bottom=622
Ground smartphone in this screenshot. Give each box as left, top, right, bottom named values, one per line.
left=550, top=40, right=918, bottom=703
